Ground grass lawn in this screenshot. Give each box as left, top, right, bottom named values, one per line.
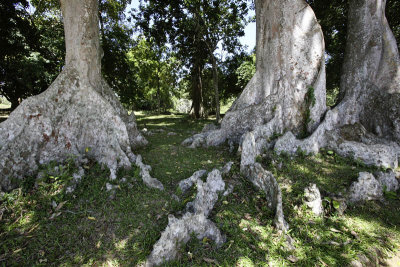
left=1, top=113, right=399, bottom=266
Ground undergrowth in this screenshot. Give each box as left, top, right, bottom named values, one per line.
left=0, top=113, right=399, bottom=266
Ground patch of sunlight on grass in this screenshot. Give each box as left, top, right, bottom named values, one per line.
left=100, top=258, right=120, bottom=267
left=346, top=216, right=381, bottom=232
left=236, top=256, right=256, bottom=267
left=239, top=219, right=270, bottom=241
left=0, top=103, right=11, bottom=109
left=18, top=212, right=34, bottom=227
left=114, top=238, right=129, bottom=250
left=220, top=97, right=235, bottom=114
left=144, top=121, right=177, bottom=127
left=268, top=257, right=286, bottom=266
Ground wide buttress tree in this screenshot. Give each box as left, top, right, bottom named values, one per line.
left=184, top=0, right=327, bottom=148
left=275, top=0, right=400, bottom=169
left=0, top=0, right=147, bottom=191
left=183, top=0, right=327, bottom=231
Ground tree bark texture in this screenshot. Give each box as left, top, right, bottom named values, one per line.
left=275, top=0, right=400, bottom=169
left=183, top=0, right=326, bottom=231
left=0, top=0, right=147, bottom=191
left=184, top=0, right=326, bottom=147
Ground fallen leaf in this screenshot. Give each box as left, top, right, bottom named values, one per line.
left=88, top=216, right=96, bottom=220
left=326, top=241, right=341, bottom=246
left=330, top=228, right=342, bottom=233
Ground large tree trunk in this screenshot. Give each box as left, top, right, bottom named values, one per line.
left=0, top=0, right=147, bottom=191
left=183, top=0, right=326, bottom=231
left=184, top=0, right=326, bottom=147
left=185, top=0, right=327, bottom=148
left=275, top=0, right=400, bottom=169
left=339, top=0, right=400, bottom=140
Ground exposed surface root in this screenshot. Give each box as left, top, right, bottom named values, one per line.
left=0, top=67, right=147, bottom=191
left=240, top=131, right=288, bottom=231
left=178, top=169, right=207, bottom=193
left=146, top=169, right=226, bottom=266
left=135, top=155, right=164, bottom=190
left=275, top=112, right=400, bottom=169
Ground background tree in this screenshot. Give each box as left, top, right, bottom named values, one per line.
left=0, top=0, right=64, bottom=110
left=137, top=0, right=250, bottom=119
left=195, top=0, right=250, bottom=121
left=234, top=52, right=256, bottom=92
left=98, top=0, right=137, bottom=106
left=127, top=37, right=181, bottom=112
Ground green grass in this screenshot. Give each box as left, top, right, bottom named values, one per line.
left=0, top=96, right=11, bottom=110
left=1, top=113, right=399, bottom=266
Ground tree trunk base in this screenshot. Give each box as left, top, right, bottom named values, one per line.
left=275, top=0, right=400, bottom=170
left=182, top=0, right=328, bottom=233
left=275, top=107, right=400, bottom=169
left=0, top=66, right=148, bottom=191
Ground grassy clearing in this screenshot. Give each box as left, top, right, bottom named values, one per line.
left=1, top=113, right=399, bottom=266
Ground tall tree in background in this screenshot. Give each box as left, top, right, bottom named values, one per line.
left=127, top=37, right=181, bottom=112
left=137, top=0, right=250, bottom=119
left=195, top=0, right=249, bottom=121
left=0, top=0, right=64, bottom=110
left=98, top=0, right=136, bottom=104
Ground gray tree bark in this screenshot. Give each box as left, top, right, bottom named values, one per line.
left=183, top=0, right=326, bottom=148
left=0, top=0, right=147, bottom=191
left=275, top=0, right=400, bottom=169
left=183, top=0, right=327, bottom=231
